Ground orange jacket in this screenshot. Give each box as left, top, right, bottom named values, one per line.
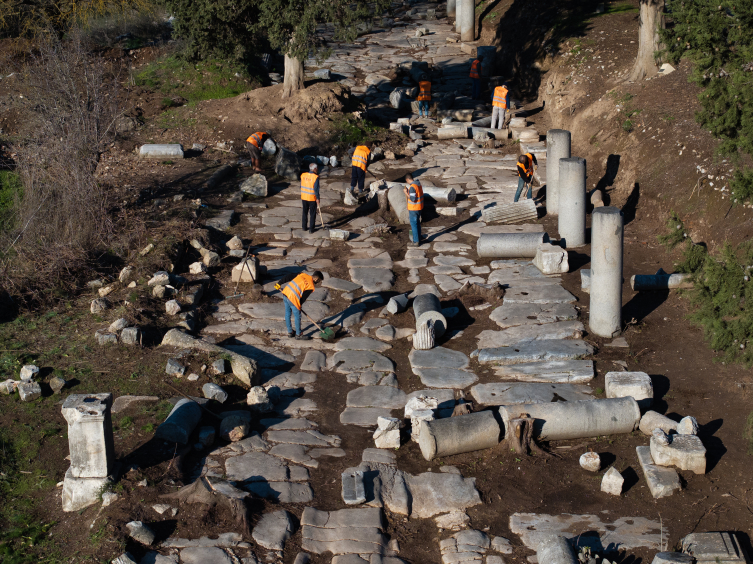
left=418, top=81, right=432, bottom=101
left=470, top=59, right=481, bottom=79
left=493, top=86, right=509, bottom=108
left=407, top=181, right=424, bottom=211
left=517, top=153, right=537, bottom=181
left=246, top=132, right=266, bottom=148
left=281, top=273, right=315, bottom=310
left=300, top=172, right=319, bottom=202
left=352, top=146, right=370, bottom=171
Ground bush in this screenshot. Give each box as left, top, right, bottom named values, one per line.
left=0, top=171, right=22, bottom=233
left=657, top=210, right=687, bottom=249
left=730, top=168, right=753, bottom=204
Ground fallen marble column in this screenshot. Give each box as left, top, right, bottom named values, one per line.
left=498, top=397, right=641, bottom=441
left=536, top=536, right=577, bottom=564
left=387, top=185, right=410, bottom=224
left=481, top=200, right=538, bottom=225
left=139, top=144, right=184, bottom=159
left=546, top=129, right=571, bottom=215
left=589, top=207, right=624, bottom=338
left=418, top=410, right=501, bottom=460
left=422, top=186, right=457, bottom=203
left=155, top=398, right=203, bottom=444
left=631, top=273, right=693, bottom=290
left=470, top=127, right=508, bottom=139
left=558, top=157, right=587, bottom=247
left=413, top=292, right=447, bottom=337
left=437, top=126, right=470, bottom=140
left=477, top=232, right=547, bottom=258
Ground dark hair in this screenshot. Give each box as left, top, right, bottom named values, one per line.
left=405, top=173, right=414, bottom=182
left=518, top=155, right=528, bottom=164
left=312, top=271, right=323, bottom=280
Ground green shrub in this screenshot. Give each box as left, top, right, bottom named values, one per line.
left=730, top=168, right=753, bottom=204
left=0, top=171, right=22, bottom=233
left=657, top=211, right=687, bottom=249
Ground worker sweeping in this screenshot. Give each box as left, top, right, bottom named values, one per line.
left=417, top=74, right=432, bottom=118
left=349, top=142, right=371, bottom=197
left=491, top=83, right=510, bottom=130
left=275, top=271, right=323, bottom=340
left=514, top=152, right=538, bottom=202
left=300, top=163, right=320, bottom=234
left=403, top=173, right=423, bottom=247
left=469, top=54, right=483, bottom=100
left=245, top=131, right=270, bottom=172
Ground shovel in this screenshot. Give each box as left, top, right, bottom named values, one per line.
left=317, top=202, right=327, bottom=230
left=302, top=310, right=337, bottom=342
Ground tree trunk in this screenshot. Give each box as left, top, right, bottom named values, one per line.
left=282, top=54, right=304, bottom=99
left=629, top=0, right=665, bottom=82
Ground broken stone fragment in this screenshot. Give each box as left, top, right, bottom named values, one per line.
left=189, top=262, right=206, bottom=275
left=155, top=398, right=202, bottom=445
left=148, top=271, right=170, bottom=286
left=50, top=376, right=67, bottom=394
left=202, top=383, right=228, bottom=403
left=18, top=381, right=42, bottom=401
left=226, top=235, right=244, bottom=250
left=601, top=467, right=624, bottom=496
left=639, top=410, right=678, bottom=436
left=126, top=521, right=156, bottom=545
left=165, top=358, right=186, bottom=377
left=579, top=452, right=601, bottom=472
left=677, top=416, right=698, bottom=435
left=20, top=364, right=39, bottom=381
left=650, top=432, right=707, bottom=474
left=219, top=411, right=251, bottom=442
left=165, top=299, right=181, bottom=315
left=341, top=469, right=366, bottom=505
left=247, top=386, right=273, bottom=412
left=120, top=327, right=141, bottom=345
left=108, top=318, right=129, bottom=333
left=90, top=298, right=109, bottom=314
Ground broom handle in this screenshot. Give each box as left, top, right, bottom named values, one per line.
left=317, top=201, right=326, bottom=229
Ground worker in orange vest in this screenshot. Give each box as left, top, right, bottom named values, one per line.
left=417, top=74, right=432, bottom=118
left=349, top=142, right=371, bottom=196
left=403, top=173, right=424, bottom=246
left=279, top=270, right=323, bottom=339
left=469, top=55, right=483, bottom=100
left=300, top=163, right=320, bottom=234
left=514, top=152, right=538, bottom=202
left=491, top=83, right=510, bottom=129
left=245, top=131, right=270, bottom=172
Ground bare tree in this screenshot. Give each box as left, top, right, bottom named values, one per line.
left=629, top=0, right=665, bottom=81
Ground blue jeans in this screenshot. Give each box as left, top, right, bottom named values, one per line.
left=283, top=296, right=301, bottom=335
left=471, top=78, right=481, bottom=100
left=418, top=100, right=429, bottom=116
left=409, top=210, right=421, bottom=243
left=514, top=177, right=532, bottom=202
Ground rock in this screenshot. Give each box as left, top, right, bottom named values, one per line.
left=95, top=330, right=118, bottom=345
left=140, top=243, right=154, bottom=256
left=241, top=174, right=268, bottom=197
left=435, top=511, right=470, bottom=531
left=313, top=68, right=331, bottom=80
left=601, top=467, right=624, bottom=496
left=18, top=382, right=41, bottom=401
left=126, top=521, right=156, bottom=545
left=220, top=413, right=251, bottom=442
left=342, top=469, right=366, bottom=505
left=98, top=285, right=115, bottom=297
left=155, top=398, right=202, bottom=444
left=390, top=89, right=408, bottom=110
left=90, top=298, right=109, bottom=314
left=121, top=327, right=141, bottom=345
left=198, top=426, right=215, bottom=447
left=409, top=347, right=469, bottom=370
left=112, top=553, right=138, bottom=564
left=189, top=262, right=206, bottom=274
left=533, top=243, right=569, bottom=274
left=387, top=293, right=410, bottom=314
left=301, top=350, right=327, bottom=372
left=247, top=386, right=273, bottom=412
left=253, top=510, right=296, bottom=550
left=0, top=379, right=18, bottom=394
left=232, top=258, right=257, bottom=283
left=373, top=416, right=402, bottom=449
left=19, top=364, right=39, bottom=381
left=681, top=532, right=746, bottom=563
left=109, top=318, right=129, bottom=333
left=166, top=358, right=186, bottom=377
left=50, top=376, right=67, bottom=394
left=375, top=324, right=396, bottom=342
left=149, top=271, right=171, bottom=286
left=112, top=395, right=159, bottom=413
left=579, top=452, right=601, bottom=472
left=226, top=236, right=243, bottom=251
left=605, top=371, right=653, bottom=410
left=275, top=146, right=300, bottom=180
left=651, top=553, right=693, bottom=563
left=166, top=300, right=181, bottom=315
left=202, top=251, right=221, bottom=267
left=203, top=383, right=228, bottom=403
left=293, top=553, right=311, bottom=564
left=650, top=433, right=706, bottom=474
left=211, top=359, right=228, bottom=374
left=346, top=386, right=406, bottom=409
left=639, top=410, right=678, bottom=436
left=492, top=537, right=513, bottom=554
left=677, top=416, right=698, bottom=435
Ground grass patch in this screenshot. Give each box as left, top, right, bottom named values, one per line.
left=0, top=170, right=22, bottom=233
left=622, top=120, right=633, bottom=132
left=596, top=2, right=638, bottom=16
left=327, top=115, right=381, bottom=146
left=155, top=109, right=197, bottom=130
left=657, top=211, right=687, bottom=249
left=134, top=55, right=255, bottom=104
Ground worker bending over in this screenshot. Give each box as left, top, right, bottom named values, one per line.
left=279, top=270, right=323, bottom=340
left=403, top=173, right=424, bottom=247
left=350, top=142, right=372, bottom=196
left=417, top=74, right=432, bottom=118
left=245, top=131, right=270, bottom=172
left=491, top=83, right=510, bottom=130
left=514, top=152, right=538, bottom=202
left=470, top=55, right=483, bottom=100
left=300, top=163, right=320, bottom=234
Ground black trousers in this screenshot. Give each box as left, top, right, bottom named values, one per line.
left=302, top=199, right=317, bottom=232
left=350, top=167, right=365, bottom=192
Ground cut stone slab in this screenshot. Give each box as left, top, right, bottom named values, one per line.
left=347, top=252, right=393, bottom=269
left=361, top=319, right=388, bottom=334
left=252, top=510, right=296, bottom=550
left=329, top=350, right=396, bottom=373
left=435, top=275, right=463, bottom=292
left=605, top=371, right=653, bottom=410
left=470, top=383, right=593, bottom=406
left=239, top=301, right=330, bottom=322
left=650, top=433, right=706, bottom=474
left=491, top=360, right=594, bottom=383
left=323, top=278, right=362, bottom=292
left=502, top=286, right=576, bottom=304
left=509, top=512, right=668, bottom=553
left=405, top=472, right=482, bottom=518
left=179, top=548, right=233, bottom=564
left=413, top=368, right=478, bottom=389
left=349, top=268, right=395, bottom=292
left=266, top=429, right=340, bottom=447
left=301, top=350, right=327, bottom=372
left=490, top=303, right=578, bottom=329
left=375, top=325, right=396, bottom=342
left=475, top=321, right=584, bottom=349
left=244, top=481, right=314, bottom=503
left=639, top=411, right=679, bottom=436
left=434, top=255, right=475, bottom=267
left=340, top=407, right=395, bottom=427
left=112, top=395, right=160, bottom=413
left=346, top=386, right=407, bottom=409
left=335, top=338, right=392, bottom=352
left=478, top=340, right=593, bottom=365
left=409, top=347, right=469, bottom=370
left=161, top=532, right=243, bottom=548
left=533, top=243, right=569, bottom=274
left=342, top=470, right=366, bottom=505
left=682, top=532, right=748, bottom=563
left=652, top=553, right=694, bottom=564
left=636, top=446, right=681, bottom=499
left=224, top=452, right=290, bottom=482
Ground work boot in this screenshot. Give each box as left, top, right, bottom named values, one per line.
left=295, top=334, right=311, bottom=341
left=407, top=241, right=418, bottom=248
left=287, top=331, right=294, bottom=338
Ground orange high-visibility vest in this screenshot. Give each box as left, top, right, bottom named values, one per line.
left=407, top=181, right=424, bottom=211
left=246, top=132, right=266, bottom=148
left=352, top=146, right=370, bottom=171
left=301, top=172, right=318, bottom=201
left=418, top=81, right=432, bottom=101
left=470, top=59, right=481, bottom=79
left=281, top=273, right=315, bottom=310
left=493, top=86, right=508, bottom=108
left=517, top=153, right=534, bottom=178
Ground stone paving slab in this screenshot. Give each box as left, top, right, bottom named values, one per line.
left=335, top=337, right=392, bottom=352
left=470, top=383, right=593, bottom=406
left=405, top=472, right=482, bottom=518
left=329, top=350, right=396, bottom=373
left=502, top=285, right=577, bottom=304
left=244, top=481, right=313, bottom=503
left=409, top=347, right=470, bottom=370
left=349, top=268, right=396, bottom=292
left=340, top=407, right=395, bottom=427
left=301, top=351, right=327, bottom=372
left=266, top=430, right=341, bottom=447
left=478, top=340, right=594, bottom=365
left=346, top=386, right=407, bottom=409
left=475, top=321, right=584, bottom=348
left=323, top=278, right=363, bottom=292
left=490, top=303, right=578, bottom=329
left=491, top=360, right=595, bottom=383
left=413, top=368, right=478, bottom=389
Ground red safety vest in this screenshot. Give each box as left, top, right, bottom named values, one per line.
left=301, top=172, right=318, bottom=202
left=493, top=86, right=508, bottom=108
left=407, top=181, right=424, bottom=211
left=352, top=146, right=370, bottom=171
left=281, top=273, right=315, bottom=310
left=418, top=81, right=431, bottom=101
left=246, top=132, right=266, bottom=149
left=470, top=59, right=481, bottom=79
